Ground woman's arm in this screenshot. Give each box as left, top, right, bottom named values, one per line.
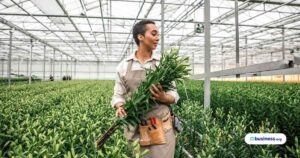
left=150, top=82, right=179, bottom=105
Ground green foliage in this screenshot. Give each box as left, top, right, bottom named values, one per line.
left=174, top=100, right=278, bottom=158
left=0, top=81, right=134, bottom=157
left=176, top=80, right=300, bottom=157
left=121, top=49, right=191, bottom=126
left=2, top=78, right=299, bottom=157
left=0, top=77, right=41, bottom=82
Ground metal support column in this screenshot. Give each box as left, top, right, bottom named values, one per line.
left=221, top=45, right=224, bottom=81
left=245, top=36, right=248, bottom=81
left=251, top=55, right=253, bottom=81
left=74, top=60, right=77, bottom=79
left=271, top=52, right=273, bottom=81
left=26, top=58, right=29, bottom=76
left=88, top=62, right=91, bottom=79
left=204, top=0, right=211, bottom=108
left=161, top=0, right=165, bottom=54
left=60, top=54, right=63, bottom=80
left=49, top=58, right=52, bottom=78
left=53, top=49, right=55, bottom=80
left=1, top=59, right=4, bottom=77
left=70, top=58, right=72, bottom=78
left=235, top=0, right=240, bottom=78
left=192, top=52, right=195, bottom=75
left=282, top=27, right=285, bottom=82
left=43, top=45, right=46, bottom=80
left=66, top=56, right=68, bottom=78
left=17, top=56, right=20, bottom=76
left=245, top=36, right=248, bottom=66
left=8, top=30, right=13, bottom=85
left=29, top=39, right=33, bottom=84
left=97, top=60, right=99, bottom=80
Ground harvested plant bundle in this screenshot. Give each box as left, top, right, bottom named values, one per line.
left=97, top=49, right=191, bottom=148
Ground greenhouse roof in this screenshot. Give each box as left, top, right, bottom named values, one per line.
left=0, top=0, right=299, bottom=65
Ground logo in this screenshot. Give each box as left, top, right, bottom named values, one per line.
left=245, top=133, right=286, bottom=145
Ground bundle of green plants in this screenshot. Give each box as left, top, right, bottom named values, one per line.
left=96, top=49, right=191, bottom=148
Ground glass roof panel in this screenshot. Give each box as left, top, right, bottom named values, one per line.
left=0, top=0, right=299, bottom=63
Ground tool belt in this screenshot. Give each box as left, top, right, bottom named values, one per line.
left=139, top=112, right=173, bottom=146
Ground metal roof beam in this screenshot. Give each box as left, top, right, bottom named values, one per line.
left=193, top=59, right=294, bottom=78
left=78, top=0, right=102, bottom=52
left=1, top=13, right=299, bottom=31
left=98, top=0, right=109, bottom=57
left=0, top=17, right=76, bottom=60
left=0, top=0, right=29, bottom=9
left=211, top=0, right=298, bottom=38
left=55, top=0, right=99, bottom=60
left=110, top=0, right=195, bottom=7
left=212, top=0, right=255, bottom=23
left=212, top=6, right=300, bottom=45
left=164, top=0, right=203, bottom=33
left=10, top=0, right=81, bottom=61
left=228, top=0, right=300, bottom=7
left=119, top=0, right=146, bottom=61
left=0, top=41, right=43, bottom=59
left=144, top=0, right=157, bottom=18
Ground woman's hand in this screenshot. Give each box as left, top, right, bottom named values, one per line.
left=150, top=83, right=175, bottom=104
left=115, top=102, right=127, bottom=118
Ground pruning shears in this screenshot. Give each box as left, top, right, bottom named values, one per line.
left=150, top=117, right=157, bottom=129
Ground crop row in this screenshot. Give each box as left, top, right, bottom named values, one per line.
left=0, top=81, right=146, bottom=157
left=176, top=80, right=300, bottom=157
left=1, top=80, right=299, bottom=157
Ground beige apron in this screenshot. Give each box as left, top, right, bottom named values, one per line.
left=121, top=59, right=176, bottom=158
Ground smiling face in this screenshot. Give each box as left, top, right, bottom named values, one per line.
left=138, top=24, right=160, bottom=50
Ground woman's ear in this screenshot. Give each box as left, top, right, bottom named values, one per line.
left=138, top=34, right=144, bottom=42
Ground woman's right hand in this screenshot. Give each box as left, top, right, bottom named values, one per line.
left=115, top=102, right=127, bottom=118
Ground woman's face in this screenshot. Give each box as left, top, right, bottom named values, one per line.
left=139, top=24, right=159, bottom=50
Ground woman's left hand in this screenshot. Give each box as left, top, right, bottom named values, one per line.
left=150, top=83, right=168, bottom=103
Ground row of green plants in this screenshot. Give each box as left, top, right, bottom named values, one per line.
left=0, top=77, right=41, bottom=84
left=0, top=81, right=147, bottom=157
left=1, top=80, right=299, bottom=157
left=175, top=100, right=281, bottom=158
left=176, top=80, right=300, bottom=157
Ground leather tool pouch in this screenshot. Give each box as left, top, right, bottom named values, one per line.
left=139, top=118, right=166, bottom=146
left=139, top=125, right=151, bottom=146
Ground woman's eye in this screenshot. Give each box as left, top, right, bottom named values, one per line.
left=152, top=33, right=159, bottom=37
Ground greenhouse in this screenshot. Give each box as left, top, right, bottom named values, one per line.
left=0, top=0, right=299, bottom=157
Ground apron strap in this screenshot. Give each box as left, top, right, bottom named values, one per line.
left=126, top=59, right=133, bottom=74
left=127, top=58, right=156, bottom=73
left=151, top=60, right=156, bottom=70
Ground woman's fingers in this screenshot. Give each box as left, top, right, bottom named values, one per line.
left=150, top=88, right=159, bottom=98
left=121, top=108, right=127, bottom=116
left=157, top=83, right=163, bottom=91
left=151, top=84, right=160, bottom=93
left=116, top=107, right=127, bottom=117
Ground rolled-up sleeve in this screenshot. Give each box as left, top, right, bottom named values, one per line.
left=111, top=64, right=126, bottom=108
left=165, top=81, right=180, bottom=104
left=111, top=78, right=126, bottom=108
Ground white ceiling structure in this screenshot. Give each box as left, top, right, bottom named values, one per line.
left=0, top=0, right=299, bottom=67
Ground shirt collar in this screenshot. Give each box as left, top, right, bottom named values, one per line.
left=125, top=51, right=160, bottom=62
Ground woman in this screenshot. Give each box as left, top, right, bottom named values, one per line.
left=111, top=20, right=179, bottom=158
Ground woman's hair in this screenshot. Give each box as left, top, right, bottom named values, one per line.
left=133, top=20, right=155, bottom=46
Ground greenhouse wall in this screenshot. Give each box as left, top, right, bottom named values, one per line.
left=0, top=60, right=119, bottom=80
